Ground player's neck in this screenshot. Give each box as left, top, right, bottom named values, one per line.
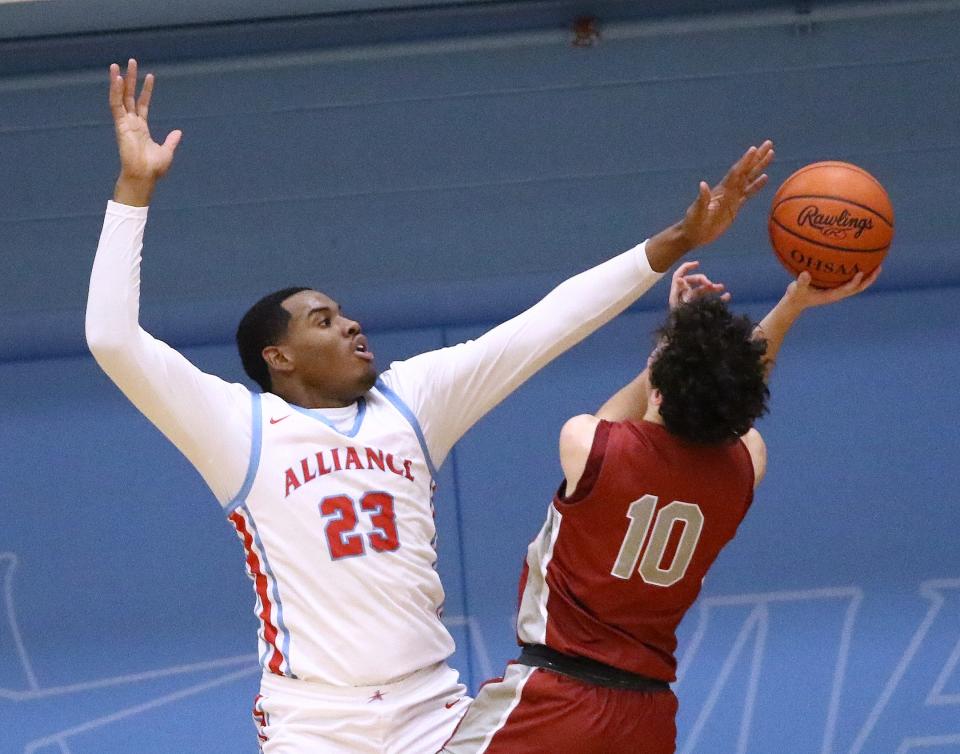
left=643, top=406, right=665, bottom=426
left=273, top=381, right=356, bottom=410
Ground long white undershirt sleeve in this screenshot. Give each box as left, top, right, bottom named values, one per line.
left=380, top=242, right=664, bottom=469
left=88, top=201, right=663, bottom=500
left=85, top=201, right=253, bottom=505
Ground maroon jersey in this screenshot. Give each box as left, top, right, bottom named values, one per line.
left=516, top=419, right=755, bottom=682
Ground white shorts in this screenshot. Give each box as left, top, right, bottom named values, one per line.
left=253, top=662, right=470, bottom=754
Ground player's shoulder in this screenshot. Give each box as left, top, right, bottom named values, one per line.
left=217, top=379, right=263, bottom=412
left=559, top=414, right=602, bottom=450
left=372, top=365, right=408, bottom=402
left=738, top=428, right=767, bottom=488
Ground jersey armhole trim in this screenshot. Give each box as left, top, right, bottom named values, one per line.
left=555, top=419, right=612, bottom=506
left=375, top=378, right=438, bottom=480
left=225, top=391, right=263, bottom=515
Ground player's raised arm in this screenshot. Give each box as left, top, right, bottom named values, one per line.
left=738, top=267, right=878, bottom=486
left=86, top=60, right=251, bottom=505
left=755, top=266, right=880, bottom=377
left=385, top=142, right=774, bottom=467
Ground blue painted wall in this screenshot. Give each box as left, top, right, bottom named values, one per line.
left=1, top=2, right=959, bottom=361
left=2, top=281, right=959, bottom=752
left=3, top=1, right=960, bottom=751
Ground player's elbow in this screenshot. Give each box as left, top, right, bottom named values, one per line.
left=84, top=306, right=127, bottom=364
left=85, top=316, right=115, bottom=357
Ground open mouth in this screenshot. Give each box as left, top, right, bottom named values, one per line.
left=354, top=336, right=374, bottom=362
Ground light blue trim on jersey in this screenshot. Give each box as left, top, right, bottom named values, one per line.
left=375, top=378, right=438, bottom=480
left=225, top=392, right=263, bottom=516
left=242, top=502, right=298, bottom=680
left=289, top=398, right=367, bottom=438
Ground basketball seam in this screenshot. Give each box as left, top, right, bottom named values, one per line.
left=768, top=217, right=891, bottom=254
left=771, top=194, right=893, bottom=227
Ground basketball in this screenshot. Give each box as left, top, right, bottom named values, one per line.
left=768, top=161, right=894, bottom=288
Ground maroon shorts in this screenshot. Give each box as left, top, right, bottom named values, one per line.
left=439, top=663, right=677, bottom=754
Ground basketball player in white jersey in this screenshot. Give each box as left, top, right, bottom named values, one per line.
left=85, top=59, right=774, bottom=753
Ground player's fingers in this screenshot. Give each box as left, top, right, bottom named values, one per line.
left=743, top=174, right=769, bottom=198
left=797, top=271, right=813, bottom=289
left=686, top=283, right=725, bottom=305
left=697, top=180, right=711, bottom=209
left=685, top=274, right=720, bottom=290
left=108, top=63, right=126, bottom=122
left=758, top=144, right=775, bottom=168
left=162, top=129, right=183, bottom=154
left=735, top=142, right=774, bottom=192
left=725, top=145, right=757, bottom=184
left=686, top=182, right=711, bottom=224
left=674, top=260, right=700, bottom=278
left=831, top=271, right=865, bottom=300
left=720, top=291, right=732, bottom=302
left=858, top=266, right=881, bottom=292
left=747, top=147, right=775, bottom=182
left=737, top=144, right=758, bottom=172
left=753, top=140, right=774, bottom=166
left=137, top=72, right=154, bottom=120
left=123, top=58, right=138, bottom=113
left=669, top=277, right=687, bottom=307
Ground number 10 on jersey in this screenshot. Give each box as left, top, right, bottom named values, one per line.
left=320, top=492, right=400, bottom=560
left=611, top=495, right=704, bottom=587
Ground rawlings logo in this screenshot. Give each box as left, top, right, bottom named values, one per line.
left=796, top=205, right=874, bottom=239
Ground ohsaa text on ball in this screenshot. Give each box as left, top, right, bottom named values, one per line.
left=788, top=249, right=862, bottom=276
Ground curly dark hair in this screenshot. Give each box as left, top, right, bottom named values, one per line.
left=649, top=297, right=769, bottom=445
left=236, top=286, right=311, bottom=393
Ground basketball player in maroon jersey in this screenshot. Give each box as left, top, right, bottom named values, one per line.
left=440, top=264, right=879, bottom=754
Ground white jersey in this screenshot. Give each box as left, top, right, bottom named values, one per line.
left=230, top=384, right=451, bottom=684
left=85, top=201, right=662, bottom=689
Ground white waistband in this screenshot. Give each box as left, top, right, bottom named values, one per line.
left=259, top=661, right=450, bottom=701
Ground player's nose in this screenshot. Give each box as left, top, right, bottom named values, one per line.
left=341, top=316, right=361, bottom=336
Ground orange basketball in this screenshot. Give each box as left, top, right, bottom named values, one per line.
left=768, top=161, right=894, bottom=288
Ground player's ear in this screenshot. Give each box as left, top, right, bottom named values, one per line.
left=262, top=345, right=294, bottom=375
left=649, top=388, right=663, bottom=408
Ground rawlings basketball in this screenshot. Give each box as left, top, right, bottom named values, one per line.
left=768, top=161, right=893, bottom=288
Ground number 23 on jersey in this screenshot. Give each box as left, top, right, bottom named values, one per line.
left=319, top=492, right=400, bottom=560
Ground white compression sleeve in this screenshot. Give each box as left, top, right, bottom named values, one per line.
left=85, top=201, right=253, bottom=506
left=381, top=242, right=663, bottom=469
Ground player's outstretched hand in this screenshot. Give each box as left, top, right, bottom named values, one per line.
left=109, top=58, right=182, bottom=205
left=669, top=261, right=730, bottom=309
left=645, top=141, right=774, bottom=272
left=785, top=267, right=881, bottom=311
left=679, top=140, right=774, bottom=250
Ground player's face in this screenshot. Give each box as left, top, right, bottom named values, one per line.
left=280, top=290, right=377, bottom=404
